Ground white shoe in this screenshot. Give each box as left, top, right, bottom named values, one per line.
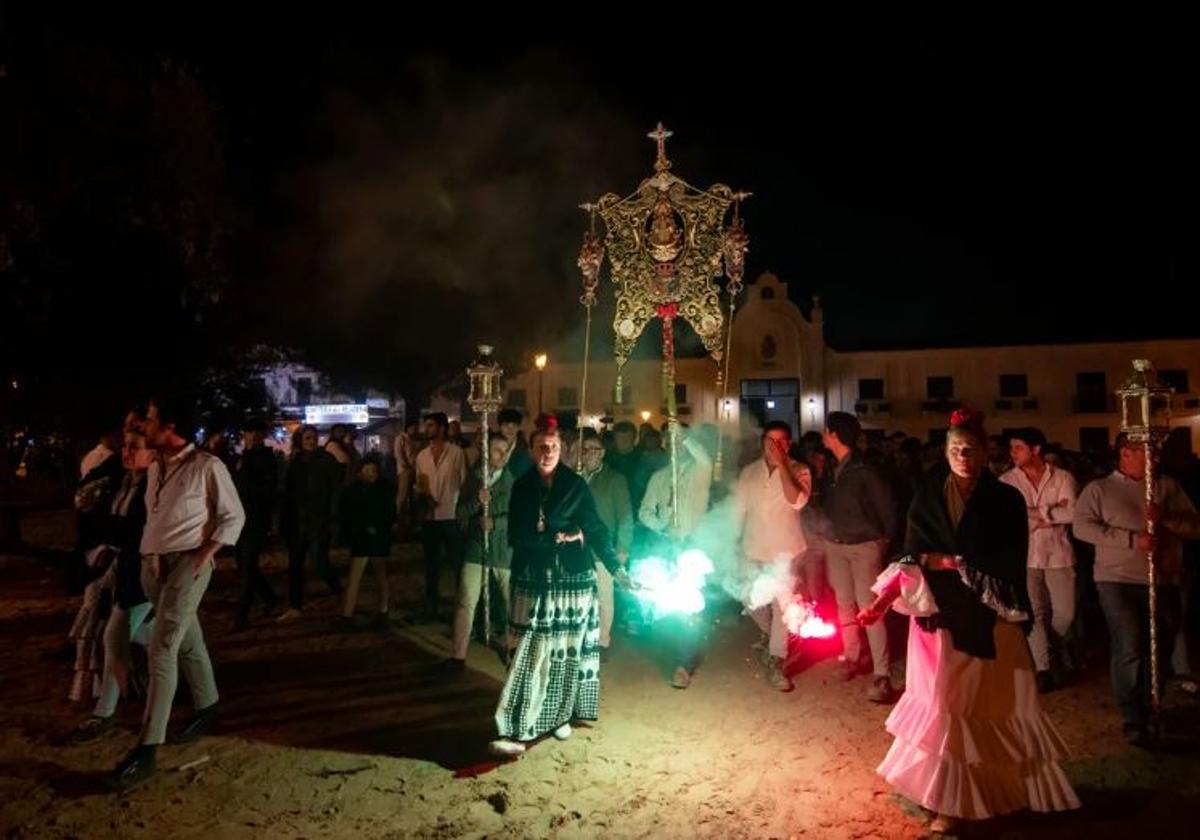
left=552, top=724, right=572, bottom=741
left=275, top=608, right=302, bottom=623
left=488, top=738, right=526, bottom=757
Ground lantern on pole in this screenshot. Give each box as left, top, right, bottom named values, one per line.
left=466, top=344, right=505, bottom=646
left=1116, top=358, right=1174, bottom=728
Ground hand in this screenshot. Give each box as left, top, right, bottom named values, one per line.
left=1135, top=530, right=1158, bottom=554
left=857, top=584, right=897, bottom=626
left=479, top=487, right=491, bottom=506
left=856, top=601, right=887, bottom=627
left=555, top=530, right=583, bottom=544
left=614, top=568, right=638, bottom=590
left=191, top=550, right=213, bottom=578
left=482, top=515, right=494, bottom=534
left=764, top=438, right=786, bottom=468
left=94, top=546, right=119, bottom=570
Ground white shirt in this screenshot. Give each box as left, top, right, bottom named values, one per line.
left=638, top=438, right=713, bottom=538
left=735, top=458, right=810, bottom=563
left=1000, top=464, right=1077, bottom=570
left=415, top=441, right=467, bottom=521
left=80, top=443, right=114, bottom=478
left=140, top=445, right=246, bottom=555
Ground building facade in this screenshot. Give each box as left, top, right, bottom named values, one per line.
left=494, top=272, right=1200, bottom=452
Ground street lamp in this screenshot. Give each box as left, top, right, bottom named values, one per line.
left=534, top=353, right=548, bottom=414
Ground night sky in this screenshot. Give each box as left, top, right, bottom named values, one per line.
left=3, top=12, right=1193, bottom=425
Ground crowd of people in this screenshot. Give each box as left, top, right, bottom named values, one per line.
left=56, top=394, right=1200, bottom=831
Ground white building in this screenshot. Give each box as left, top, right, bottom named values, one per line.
left=496, top=272, right=1200, bottom=452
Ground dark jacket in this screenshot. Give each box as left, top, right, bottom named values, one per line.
left=505, top=439, right=534, bottom=481
left=76, top=453, right=124, bottom=554
left=905, top=466, right=1033, bottom=659
left=234, top=444, right=278, bottom=536
left=458, top=468, right=514, bottom=569
left=509, top=463, right=618, bottom=582
left=106, top=472, right=148, bottom=610
left=342, top=477, right=396, bottom=557
left=282, top=449, right=342, bottom=544
left=825, top=453, right=897, bottom=545
left=800, top=464, right=835, bottom=542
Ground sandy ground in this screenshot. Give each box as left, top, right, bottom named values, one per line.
left=2, top=510, right=1199, bottom=839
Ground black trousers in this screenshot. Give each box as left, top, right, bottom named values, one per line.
left=235, top=526, right=279, bottom=620
left=288, top=532, right=341, bottom=609
left=421, top=520, right=463, bottom=613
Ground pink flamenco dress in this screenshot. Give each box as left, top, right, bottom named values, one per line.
left=872, top=559, right=1081, bottom=820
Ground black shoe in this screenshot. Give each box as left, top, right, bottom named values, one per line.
left=48, top=642, right=75, bottom=663
left=838, top=659, right=865, bottom=682
left=1035, top=670, right=1057, bottom=694
left=867, top=675, right=895, bottom=704
left=1123, top=723, right=1152, bottom=749
left=68, top=715, right=114, bottom=745
left=435, top=658, right=466, bottom=675
left=105, top=746, right=156, bottom=792
left=169, top=704, right=218, bottom=745
left=767, top=661, right=793, bottom=692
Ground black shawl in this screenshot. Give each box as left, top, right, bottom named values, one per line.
left=904, top=465, right=1032, bottom=659
left=509, top=463, right=618, bottom=582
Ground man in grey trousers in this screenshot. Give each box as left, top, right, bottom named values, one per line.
left=107, top=394, right=245, bottom=791
left=822, top=412, right=898, bottom=703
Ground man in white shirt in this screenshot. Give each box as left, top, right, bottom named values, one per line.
left=414, top=413, right=467, bottom=621
left=1000, top=427, right=1078, bottom=693
left=734, top=421, right=811, bottom=691
left=107, top=395, right=245, bottom=791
